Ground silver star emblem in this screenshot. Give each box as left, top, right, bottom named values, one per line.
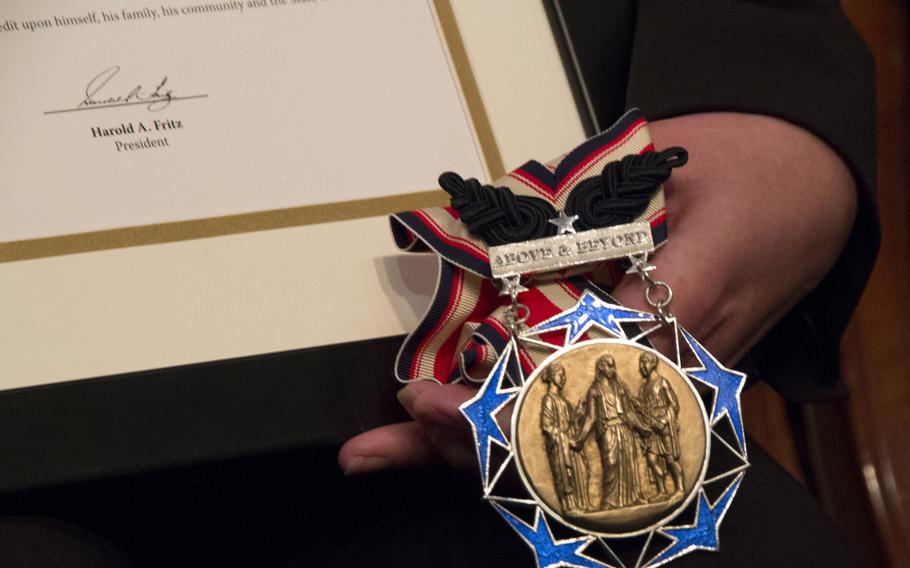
left=548, top=210, right=578, bottom=235
left=626, top=252, right=658, bottom=277
left=497, top=274, right=528, bottom=302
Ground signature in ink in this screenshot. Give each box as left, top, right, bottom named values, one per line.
left=79, top=65, right=174, bottom=112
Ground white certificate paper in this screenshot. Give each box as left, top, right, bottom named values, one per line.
left=0, top=0, right=486, bottom=248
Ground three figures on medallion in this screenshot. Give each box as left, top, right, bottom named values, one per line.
left=539, top=349, right=683, bottom=518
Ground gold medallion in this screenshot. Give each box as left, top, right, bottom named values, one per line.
left=512, top=339, right=709, bottom=538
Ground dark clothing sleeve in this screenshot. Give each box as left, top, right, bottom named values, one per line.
left=623, top=0, right=879, bottom=400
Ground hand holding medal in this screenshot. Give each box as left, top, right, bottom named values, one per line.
left=339, top=110, right=857, bottom=567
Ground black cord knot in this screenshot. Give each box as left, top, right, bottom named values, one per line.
left=565, top=147, right=687, bottom=231
left=439, top=172, right=558, bottom=246
left=437, top=146, right=687, bottom=246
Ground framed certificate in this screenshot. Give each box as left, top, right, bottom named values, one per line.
left=0, top=0, right=586, bottom=491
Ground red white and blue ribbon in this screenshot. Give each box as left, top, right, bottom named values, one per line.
left=390, top=109, right=668, bottom=384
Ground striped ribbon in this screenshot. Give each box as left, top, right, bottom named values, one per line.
left=390, top=109, right=668, bottom=383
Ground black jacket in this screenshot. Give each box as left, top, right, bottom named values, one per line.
left=557, top=0, right=878, bottom=400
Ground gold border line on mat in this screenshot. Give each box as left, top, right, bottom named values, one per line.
left=1, top=2, right=501, bottom=264
left=432, top=0, right=505, bottom=181
left=0, top=190, right=449, bottom=263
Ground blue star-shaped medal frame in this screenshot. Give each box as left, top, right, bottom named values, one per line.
left=460, top=350, right=519, bottom=489
left=459, top=291, right=749, bottom=568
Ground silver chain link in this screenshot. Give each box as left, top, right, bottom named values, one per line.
left=497, top=274, right=530, bottom=337
left=502, top=302, right=530, bottom=336
left=629, top=254, right=674, bottom=322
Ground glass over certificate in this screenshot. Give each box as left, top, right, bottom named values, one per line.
left=0, top=0, right=584, bottom=389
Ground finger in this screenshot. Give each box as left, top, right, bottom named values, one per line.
left=338, top=421, right=441, bottom=475
left=397, top=380, right=476, bottom=428
left=399, top=381, right=514, bottom=472
left=424, top=422, right=477, bottom=472
left=397, top=381, right=481, bottom=471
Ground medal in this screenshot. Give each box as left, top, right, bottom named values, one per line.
left=461, top=286, right=748, bottom=567
left=390, top=110, right=748, bottom=567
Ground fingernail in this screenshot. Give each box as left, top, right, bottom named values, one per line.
left=397, top=386, right=418, bottom=409
left=344, top=456, right=392, bottom=476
